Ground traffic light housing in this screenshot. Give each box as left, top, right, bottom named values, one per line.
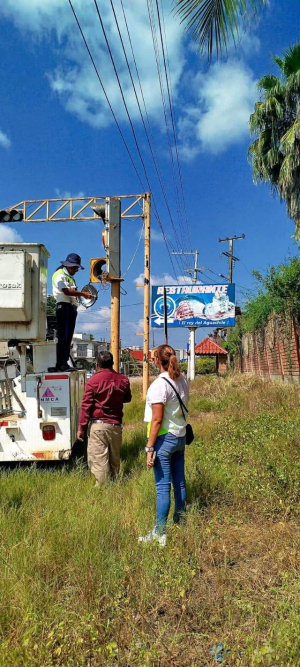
left=90, top=257, right=108, bottom=283
left=90, top=197, right=121, bottom=281
left=0, top=209, right=23, bottom=222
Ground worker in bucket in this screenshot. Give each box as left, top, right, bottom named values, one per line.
left=77, top=351, right=132, bottom=484
left=52, top=253, right=91, bottom=372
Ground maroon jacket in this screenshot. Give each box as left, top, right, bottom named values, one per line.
left=79, top=369, right=132, bottom=429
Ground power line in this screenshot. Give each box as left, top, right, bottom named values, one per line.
left=122, top=222, right=144, bottom=278
left=67, top=0, right=144, bottom=193
left=121, top=301, right=143, bottom=308
left=146, top=0, right=188, bottom=263
left=110, top=0, right=185, bottom=270
left=117, top=0, right=188, bottom=265
left=67, top=0, right=178, bottom=277
left=93, top=0, right=186, bottom=278
left=155, top=0, right=192, bottom=253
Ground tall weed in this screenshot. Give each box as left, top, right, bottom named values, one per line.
left=1, top=375, right=300, bottom=666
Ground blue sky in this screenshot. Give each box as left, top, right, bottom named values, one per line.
left=0, top=0, right=299, bottom=349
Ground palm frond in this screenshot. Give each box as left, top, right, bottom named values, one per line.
left=281, top=43, right=300, bottom=77
left=280, top=120, right=300, bottom=150
left=257, top=74, right=280, bottom=92
left=273, top=55, right=284, bottom=71
left=174, top=0, right=266, bottom=58
left=249, top=42, right=300, bottom=234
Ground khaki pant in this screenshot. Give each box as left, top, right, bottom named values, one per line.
left=88, top=422, right=122, bottom=485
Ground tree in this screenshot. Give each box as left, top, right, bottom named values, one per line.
left=174, top=0, right=265, bottom=58
left=249, top=43, right=300, bottom=237
left=47, top=295, right=56, bottom=315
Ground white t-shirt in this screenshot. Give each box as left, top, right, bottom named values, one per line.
left=144, top=371, right=189, bottom=437
left=52, top=267, right=78, bottom=307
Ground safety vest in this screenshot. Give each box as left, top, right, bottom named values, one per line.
left=52, top=267, right=78, bottom=307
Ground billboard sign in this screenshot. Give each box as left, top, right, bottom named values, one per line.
left=151, top=283, right=235, bottom=328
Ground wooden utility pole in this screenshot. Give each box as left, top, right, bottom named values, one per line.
left=111, top=280, right=121, bottom=371
left=218, top=234, right=245, bottom=282
left=219, top=234, right=245, bottom=368
left=143, top=193, right=151, bottom=400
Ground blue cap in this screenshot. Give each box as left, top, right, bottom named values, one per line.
left=61, top=253, right=84, bottom=270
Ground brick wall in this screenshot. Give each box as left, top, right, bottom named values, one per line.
left=236, top=315, right=300, bottom=381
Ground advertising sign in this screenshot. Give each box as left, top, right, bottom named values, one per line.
left=151, top=283, right=235, bottom=328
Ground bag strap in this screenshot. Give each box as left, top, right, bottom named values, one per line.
left=162, top=377, right=188, bottom=422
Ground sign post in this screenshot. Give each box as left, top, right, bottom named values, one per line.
left=163, top=286, right=168, bottom=345
left=189, top=327, right=196, bottom=381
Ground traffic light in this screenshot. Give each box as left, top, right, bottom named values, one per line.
left=90, top=257, right=108, bottom=283
left=91, top=197, right=121, bottom=281
left=0, top=209, right=23, bottom=222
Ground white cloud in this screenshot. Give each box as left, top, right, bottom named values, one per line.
left=151, top=228, right=164, bottom=243
left=54, top=188, right=85, bottom=199
left=0, top=0, right=184, bottom=130
left=77, top=305, right=111, bottom=321
left=0, top=3, right=260, bottom=160
left=178, top=59, right=257, bottom=158
left=0, top=226, right=23, bottom=243
left=0, top=130, right=11, bottom=149
left=76, top=305, right=111, bottom=336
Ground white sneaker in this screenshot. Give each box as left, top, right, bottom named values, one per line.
left=138, top=528, right=166, bottom=547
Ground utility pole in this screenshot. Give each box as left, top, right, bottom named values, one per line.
left=219, top=234, right=245, bottom=367
left=218, top=234, right=245, bottom=283
left=143, top=193, right=151, bottom=400
left=172, top=249, right=205, bottom=382
left=111, top=280, right=121, bottom=371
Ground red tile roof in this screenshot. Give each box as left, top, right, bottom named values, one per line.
left=195, top=338, right=227, bottom=355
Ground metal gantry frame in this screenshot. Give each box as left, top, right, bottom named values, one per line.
left=4, top=193, right=151, bottom=396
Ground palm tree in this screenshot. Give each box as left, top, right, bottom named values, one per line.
left=174, top=0, right=265, bottom=58
left=248, top=43, right=300, bottom=238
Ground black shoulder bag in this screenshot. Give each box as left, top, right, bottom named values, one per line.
left=163, top=378, right=194, bottom=445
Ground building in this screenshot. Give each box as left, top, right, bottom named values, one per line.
left=72, top=333, right=109, bottom=364
left=195, top=337, right=227, bottom=374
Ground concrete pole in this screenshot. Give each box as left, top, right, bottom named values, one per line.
left=111, top=280, right=120, bottom=371
left=194, top=250, right=199, bottom=283
left=143, top=193, right=151, bottom=400
left=189, top=327, right=196, bottom=381
left=228, top=239, right=233, bottom=283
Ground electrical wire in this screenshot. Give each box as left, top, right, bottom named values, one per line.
left=155, top=0, right=192, bottom=253
left=146, top=0, right=188, bottom=263
left=93, top=0, right=186, bottom=279
left=67, top=0, right=179, bottom=278
left=112, top=0, right=186, bottom=266
left=68, top=0, right=144, bottom=193
left=122, top=222, right=144, bottom=278
left=121, top=301, right=143, bottom=308
left=95, top=0, right=187, bottom=278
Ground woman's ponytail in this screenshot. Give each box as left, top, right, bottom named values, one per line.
left=168, top=354, right=180, bottom=380
left=155, top=345, right=181, bottom=380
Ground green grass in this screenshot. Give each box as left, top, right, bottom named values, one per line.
left=1, top=375, right=300, bottom=665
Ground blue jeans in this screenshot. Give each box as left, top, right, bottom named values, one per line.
left=154, top=432, right=186, bottom=534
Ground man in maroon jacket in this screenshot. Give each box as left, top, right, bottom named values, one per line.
left=77, top=351, right=132, bottom=484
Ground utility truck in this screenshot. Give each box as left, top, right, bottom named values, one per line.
left=0, top=243, right=85, bottom=462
